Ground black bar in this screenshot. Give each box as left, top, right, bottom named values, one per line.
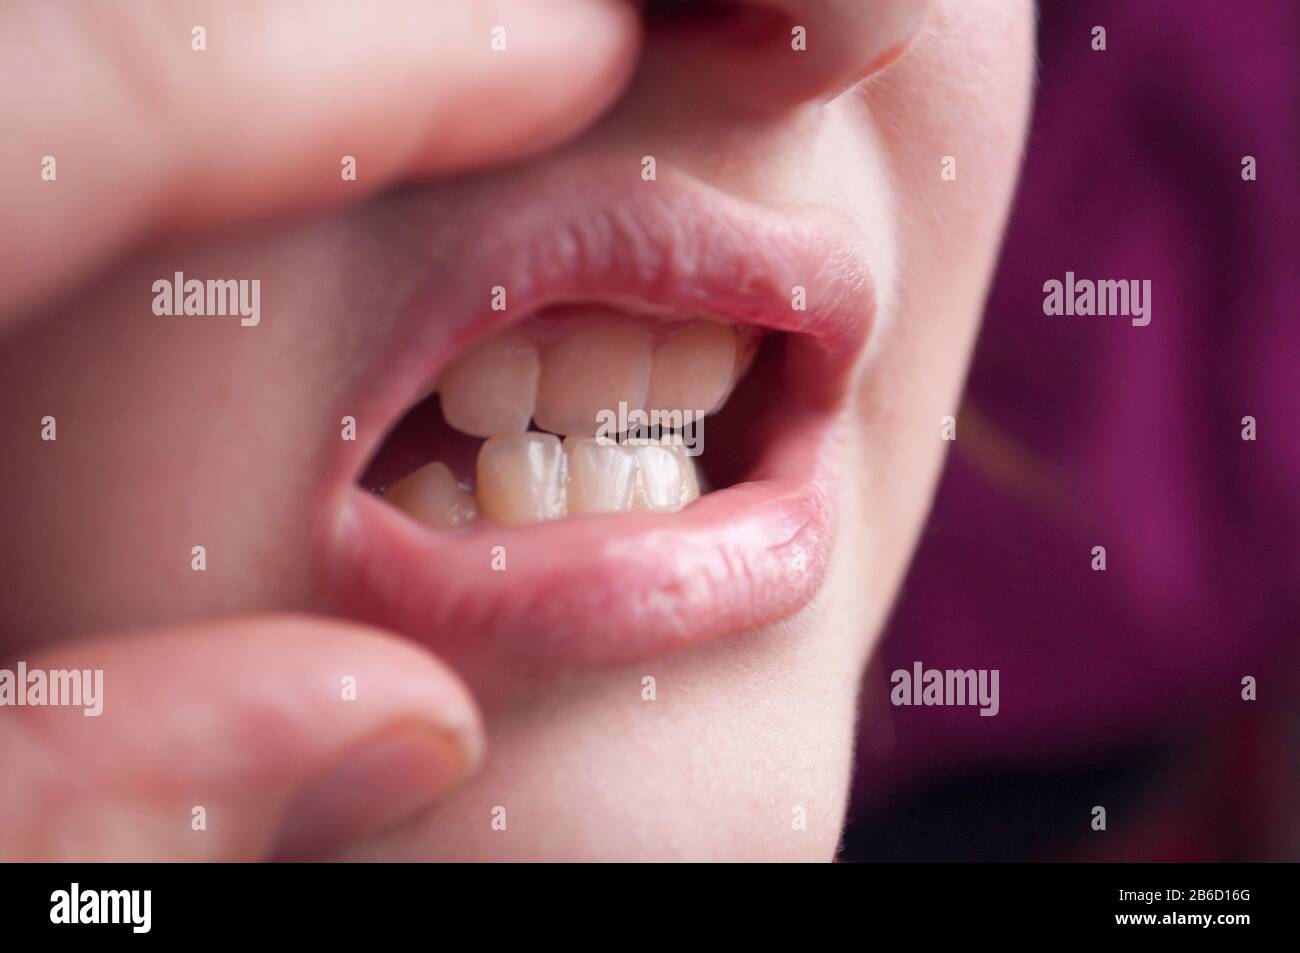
left=0, top=862, right=1287, bottom=940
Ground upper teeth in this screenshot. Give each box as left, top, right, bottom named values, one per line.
left=435, top=328, right=540, bottom=438
left=643, top=320, right=738, bottom=418
left=434, top=312, right=739, bottom=439
left=534, top=321, right=655, bottom=436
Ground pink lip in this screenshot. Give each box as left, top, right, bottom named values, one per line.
left=315, top=166, right=873, bottom=673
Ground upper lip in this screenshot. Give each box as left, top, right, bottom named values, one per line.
left=314, top=161, right=874, bottom=680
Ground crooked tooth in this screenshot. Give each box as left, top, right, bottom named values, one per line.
left=631, top=441, right=701, bottom=513
left=646, top=321, right=737, bottom=416
left=383, top=462, right=478, bottom=530
left=476, top=432, right=566, bottom=524
left=534, top=322, right=652, bottom=436
left=564, top=437, right=638, bottom=515
left=436, top=328, right=539, bottom=438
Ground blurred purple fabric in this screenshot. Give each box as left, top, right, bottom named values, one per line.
left=851, top=0, right=1300, bottom=819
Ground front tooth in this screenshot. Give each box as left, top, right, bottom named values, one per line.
left=436, top=328, right=539, bottom=438
left=534, top=322, right=652, bottom=436
left=631, top=442, right=701, bottom=513
left=383, top=462, right=478, bottom=530
left=646, top=321, right=737, bottom=416
left=475, top=433, right=567, bottom=524
left=564, top=437, right=638, bottom=515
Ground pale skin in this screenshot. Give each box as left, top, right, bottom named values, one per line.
left=0, top=0, right=1034, bottom=860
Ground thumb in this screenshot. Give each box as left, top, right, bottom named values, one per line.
left=0, top=614, right=483, bottom=861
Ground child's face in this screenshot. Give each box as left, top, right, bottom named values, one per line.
left=0, top=0, right=1034, bottom=859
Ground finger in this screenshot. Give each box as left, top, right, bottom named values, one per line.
left=0, top=614, right=483, bottom=861
left=0, top=0, right=641, bottom=321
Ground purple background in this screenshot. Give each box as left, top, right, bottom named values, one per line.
left=844, top=0, right=1300, bottom=861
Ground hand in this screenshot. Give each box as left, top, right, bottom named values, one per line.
left=0, top=0, right=640, bottom=860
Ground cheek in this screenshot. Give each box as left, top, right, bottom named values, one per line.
left=850, top=0, right=1036, bottom=459
left=871, top=0, right=1036, bottom=272
left=826, top=0, right=1037, bottom=691
left=0, top=223, right=350, bottom=645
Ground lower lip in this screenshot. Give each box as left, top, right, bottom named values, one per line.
left=320, top=401, right=842, bottom=672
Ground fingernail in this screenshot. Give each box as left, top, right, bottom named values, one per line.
left=272, top=724, right=475, bottom=860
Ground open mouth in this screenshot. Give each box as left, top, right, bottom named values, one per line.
left=358, top=310, right=765, bottom=526
left=317, top=167, right=873, bottom=674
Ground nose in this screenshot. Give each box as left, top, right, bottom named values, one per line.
left=636, top=0, right=933, bottom=113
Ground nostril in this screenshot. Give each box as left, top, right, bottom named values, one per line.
left=644, top=0, right=788, bottom=46
left=635, top=0, right=927, bottom=114
left=644, top=0, right=739, bottom=20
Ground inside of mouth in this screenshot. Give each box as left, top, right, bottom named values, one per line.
left=358, top=305, right=785, bottom=531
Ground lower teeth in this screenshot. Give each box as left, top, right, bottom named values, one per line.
left=383, top=432, right=702, bottom=529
